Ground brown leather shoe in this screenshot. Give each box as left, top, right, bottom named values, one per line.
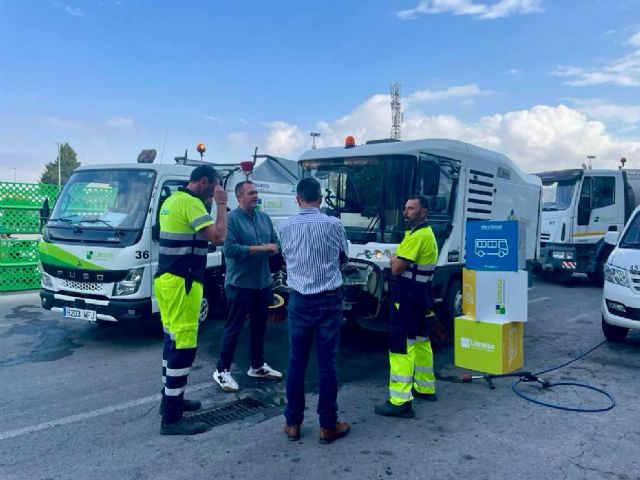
left=319, top=420, right=350, bottom=444
left=283, top=423, right=300, bottom=441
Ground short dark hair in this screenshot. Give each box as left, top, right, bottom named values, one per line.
left=235, top=180, right=254, bottom=197
left=297, top=177, right=322, bottom=203
left=190, top=165, right=220, bottom=184
left=407, top=195, right=429, bottom=210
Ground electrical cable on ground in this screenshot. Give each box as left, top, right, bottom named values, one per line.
left=451, top=340, right=615, bottom=412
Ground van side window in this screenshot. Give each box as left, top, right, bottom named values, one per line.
left=593, top=177, right=615, bottom=209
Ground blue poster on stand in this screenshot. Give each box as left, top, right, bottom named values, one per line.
left=465, top=221, right=519, bottom=271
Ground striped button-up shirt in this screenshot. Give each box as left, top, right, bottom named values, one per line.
left=278, top=208, right=348, bottom=295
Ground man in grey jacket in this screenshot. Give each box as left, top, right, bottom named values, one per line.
left=213, top=180, right=283, bottom=392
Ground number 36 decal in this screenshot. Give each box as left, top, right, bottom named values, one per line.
left=135, top=251, right=150, bottom=259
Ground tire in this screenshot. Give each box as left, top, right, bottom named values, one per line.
left=602, top=316, right=628, bottom=342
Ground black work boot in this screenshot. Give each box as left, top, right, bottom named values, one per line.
left=160, top=417, right=207, bottom=436
left=158, top=396, right=202, bottom=416
left=374, top=400, right=415, bottom=418
left=412, top=388, right=438, bottom=401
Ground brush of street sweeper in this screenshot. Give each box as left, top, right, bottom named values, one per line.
left=460, top=372, right=550, bottom=390
left=456, top=340, right=616, bottom=413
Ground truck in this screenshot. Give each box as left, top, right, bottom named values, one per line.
left=297, top=137, right=542, bottom=334
left=38, top=148, right=299, bottom=325
left=534, top=166, right=640, bottom=285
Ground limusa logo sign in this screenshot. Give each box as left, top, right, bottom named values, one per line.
left=495, top=279, right=506, bottom=314
left=86, top=250, right=114, bottom=261
left=460, top=337, right=496, bottom=352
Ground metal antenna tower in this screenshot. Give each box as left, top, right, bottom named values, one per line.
left=390, top=82, right=402, bottom=140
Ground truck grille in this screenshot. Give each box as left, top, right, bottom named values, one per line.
left=61, top=279, right=104, bottom=293
left=540, top=233, right=550, bottom=241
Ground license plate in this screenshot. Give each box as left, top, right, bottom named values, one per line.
left=63, top=307, right=97, bottom=322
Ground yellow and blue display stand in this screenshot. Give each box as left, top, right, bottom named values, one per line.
left=455, top=220, right=526, bottom=375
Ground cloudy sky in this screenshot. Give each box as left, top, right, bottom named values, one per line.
left=1, top=0, right=640, bottom=182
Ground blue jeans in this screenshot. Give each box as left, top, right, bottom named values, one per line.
left=285, top=290, right=342, bottom=430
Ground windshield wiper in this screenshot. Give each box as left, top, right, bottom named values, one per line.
left=80, top=218, right=117, bottom=229
left=47, top=217, right=75, bottom=224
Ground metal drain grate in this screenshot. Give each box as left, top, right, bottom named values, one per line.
left=186, top=397, right=271, bottom=427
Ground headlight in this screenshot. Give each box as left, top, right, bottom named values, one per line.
left=604, top=264, right=629, bottom=287
left=113, top=267, right=144, bottom=296
left=41, top=271, right=54, bottom=289
left=551, top=251, right=566, bottom=260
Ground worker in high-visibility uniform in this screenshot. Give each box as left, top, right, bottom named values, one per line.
left=375, top=194, right=438, bottom=418
left=156, top=165, right=228, bottom=435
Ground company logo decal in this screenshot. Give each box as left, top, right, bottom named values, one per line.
left=86, top=250, right=114, bottom=261
left=495, top=279, right=506, bottom=314
left=460, top=337, right=496, bottom=352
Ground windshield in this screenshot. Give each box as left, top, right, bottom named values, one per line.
left=301, top=155, right=414, bottom=243
left=542, top=180, right=577, bottom=211
left=49, top=169, right=156, bottom=230
left=620, top=212, right=640, bottom=249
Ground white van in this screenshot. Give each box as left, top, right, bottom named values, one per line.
left=601, top=204, right=640, bottom=341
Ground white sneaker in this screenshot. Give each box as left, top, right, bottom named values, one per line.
left=213, top=369, right=239, bottom=392
left=247, top=363, right=283, bottom=380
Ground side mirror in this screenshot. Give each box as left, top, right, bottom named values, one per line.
left=421, top=161, right=440, bottom=196
left=40, top=198, right=50, bottom=232
left=604, top=231, right=619, bottom=246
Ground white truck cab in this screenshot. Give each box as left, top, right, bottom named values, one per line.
left=601, top=205, right=640, bottom=341
left=298, top=137, right=542, bottom=334
left=535, top=167, right=640, bottom=285
left=38, top=149, right=299, bottom=325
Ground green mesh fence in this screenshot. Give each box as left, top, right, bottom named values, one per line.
left=0, top=182, right=60, bottom=209
left=0, top=182, right=60, bottom=291
left=0, top=239, right=40, bottom=265
left=0, top=209, right=41, bottom=234
left=0, top=264, right=41, bottom=292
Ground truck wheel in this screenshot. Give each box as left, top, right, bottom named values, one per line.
left=602, top=316, right=628, bottom=342
left=441, top=278, right=462, bottom=336
left=588, top=257, right=605, bottom=287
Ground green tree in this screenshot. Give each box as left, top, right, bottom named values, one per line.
left=40, top=143, right=81, bottom=185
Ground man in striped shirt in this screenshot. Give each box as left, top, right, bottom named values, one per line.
left=278, top=177, right=351, bottom=444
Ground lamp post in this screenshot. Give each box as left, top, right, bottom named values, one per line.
left=310, top=132, right=321, bottom=149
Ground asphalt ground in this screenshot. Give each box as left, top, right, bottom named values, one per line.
left=0, top=276, right=639, bottom=480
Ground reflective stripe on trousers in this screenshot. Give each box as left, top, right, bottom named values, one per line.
left=389, top=337, right=435, bottom=406
left=162, top=333, right=197, bottom=423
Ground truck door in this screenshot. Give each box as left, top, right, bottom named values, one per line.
left=151, top=180, right=188, bottom=275
left=573, top=174, right=620, bottom=244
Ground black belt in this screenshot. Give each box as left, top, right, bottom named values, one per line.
left=291, top=287, right=340, bottom=297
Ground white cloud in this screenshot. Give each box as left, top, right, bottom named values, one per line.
left=505, top=68, right=522, bottom=75
left=65, top=5, right=84, bottom=16
left=571, top=99, right=640, bottom=124
left=407, top=83, right=492, bottom=103
left=263, top=122, right=307, bottom=156
left=55, top=3, right=85, bottom=16
left=36, top=116, right=86, bottom=128
left=553, top=34, right=640, bottom=87
left=397, top=0, right=543, bottom=20
left=262, top=90, right=640, bottom=173
left=105, top=116, right=134, bottom=128
left=205, top=115, right=225, bottom=124
left=626, top=32, right=640, bottom=48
